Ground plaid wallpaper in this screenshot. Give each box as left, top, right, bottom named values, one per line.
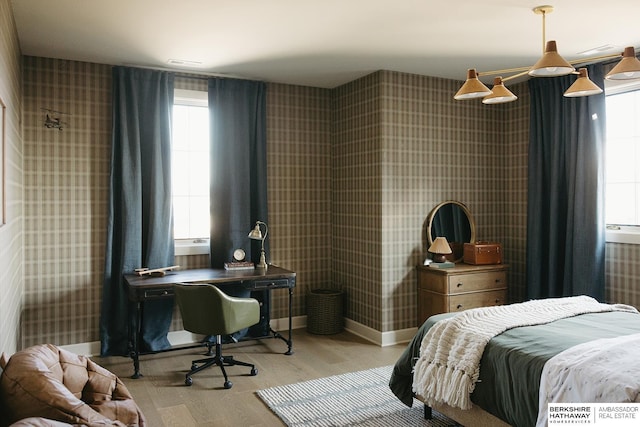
left=10, top=53, right=640, bottom=349
left=333, top=70, right=518, bottom=332
left=21, top=57, right=112, bottom=348
left=0, top=0, right=24, bottom=355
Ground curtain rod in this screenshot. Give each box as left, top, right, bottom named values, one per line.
left=119, top=63, right=263, bottom=82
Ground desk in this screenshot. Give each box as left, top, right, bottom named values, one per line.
left=124, top=266, right=296, bottom=378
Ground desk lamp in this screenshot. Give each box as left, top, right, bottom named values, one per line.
left=248, top=221, right=268, bottom=269
left=429, top=237, right=452, bottom=263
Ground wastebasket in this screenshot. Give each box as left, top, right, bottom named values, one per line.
left=306, top=288, right=344, bottom=335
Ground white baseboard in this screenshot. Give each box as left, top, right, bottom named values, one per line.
left=60, top=316, right=415, bottom=356
left=343, top=318, right=417, bottom=347
left=60, top=330, right=203, bottom=357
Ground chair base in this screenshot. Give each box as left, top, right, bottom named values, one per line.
left=184, top=336, right=257, bottom=389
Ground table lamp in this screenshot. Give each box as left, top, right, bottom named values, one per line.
left=429, top=237, right=452, bottom=263
left=248, top=221, right=268, bottom=269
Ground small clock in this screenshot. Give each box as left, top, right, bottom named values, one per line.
left=233, top=249, right=246, bottom=262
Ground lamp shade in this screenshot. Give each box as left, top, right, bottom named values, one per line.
left=606, top=47, right=640, bottom=80
left=248, top=224, right=263, bottom=240
left=248, top=221, right=268, bottom=269
left=454, top=69, right=492, bottom=100
left=429, top=237, right=452, bottom=254
left=528, top=41, right=575, bottom=77
left=564, top=68, right=603, bottom=97
left=482, top=77, right=518, bottom=104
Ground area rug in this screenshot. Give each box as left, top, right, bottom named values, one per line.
left=256, top=365, right=456, bottom=426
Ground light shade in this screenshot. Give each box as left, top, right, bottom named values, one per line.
left=528, top=41, right=575, bottom=77
left=429, top=237, right=452, bottom=263
left=248, top=221, right=268, bottom=269
left=248, top=224, right=263, bottom=240
left=454, top=69, right=492, bottom=100
left=564, top=68, right=603, bottom=97
left=429, top=237, right=452, bottom=255
left=606, top=47, right=640, bottom=80
left=482, top=77, right=518, bottom=104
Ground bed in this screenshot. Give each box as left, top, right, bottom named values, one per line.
left=389, top=296, right=640, bottom=427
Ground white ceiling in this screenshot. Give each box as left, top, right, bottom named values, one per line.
left=10, top=0, right=640, bottom=88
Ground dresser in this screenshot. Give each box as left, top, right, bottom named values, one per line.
left=416, top=263, right=508, bottom=325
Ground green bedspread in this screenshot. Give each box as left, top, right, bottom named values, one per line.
left=389, top=310, right=640, bottom=427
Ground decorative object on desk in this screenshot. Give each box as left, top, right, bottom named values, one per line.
left=134, top=265, right=180, bottom=276
left=248, top=220, right=268, bottom=269
left=428, top=236, right=452, bottom=263
left=224, top=248, right=255, bottom=270
left=464, top=241, right=503, bottom=265
left=224, top=261, right=255, bottom=270
left=233, top=248, right=246, bottom=262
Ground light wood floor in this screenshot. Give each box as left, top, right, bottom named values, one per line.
left=98, top=329, right=408, bottom=427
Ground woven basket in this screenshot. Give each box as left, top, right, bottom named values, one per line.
left=306, top=288, right=344, bottom=335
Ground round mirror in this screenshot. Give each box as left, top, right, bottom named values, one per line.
left=426, top=200, right=476, bottom=263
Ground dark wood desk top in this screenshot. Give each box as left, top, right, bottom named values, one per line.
left=124, top=265, right=296, bottom=291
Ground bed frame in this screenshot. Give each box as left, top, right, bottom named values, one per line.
left=418, top=396, right=511, bottom=427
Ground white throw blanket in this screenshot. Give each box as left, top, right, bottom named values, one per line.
left=536, top=332, right=640, bottom=427
left=412, top=296, right=638, bottom=410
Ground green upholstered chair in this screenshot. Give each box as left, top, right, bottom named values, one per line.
left=174, top=283, right=260, bottom=389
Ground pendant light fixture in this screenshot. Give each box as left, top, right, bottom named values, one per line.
left=453, top=5, right=640, bottom=104
left=454, top=69, right=492, bottom=100
left=528, top=6, right=574, bottom=77
left=483, top=77, right=518, bottom=104
left=528, top=41, right=575, bottom=77
left=606, top=47, right=640, bottom=80
left=564, top=68, right=603, bottom=97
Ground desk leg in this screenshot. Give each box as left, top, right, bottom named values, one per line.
left=130, top=301, right=143, bottom=379
left=269, top=287, right=294, bottom=355
left=286, top=287, right=293, bottom=355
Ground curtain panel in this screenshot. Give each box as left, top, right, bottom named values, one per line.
left=526, top=64, right=606, bottom=300
left=207, top=78, right=268, bottom=268
left=100, top=66, right=175, bottom=356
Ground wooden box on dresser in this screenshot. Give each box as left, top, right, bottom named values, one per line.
left=417, top=263, right=508, bottom=325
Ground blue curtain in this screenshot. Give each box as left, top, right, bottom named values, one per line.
left=207, top=78, right=268, bottom=268
left=526, top=63, right=606, bottom=300
left=100, top=67, right=176, bottom=356
left=208, top=78, right=268, bottom=339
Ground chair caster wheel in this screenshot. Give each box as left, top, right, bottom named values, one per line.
left=185, top=376, right=193, bottom=386
left=250, top=368, right=258, bottom=376
left=224, top=380, right=233, bottom=389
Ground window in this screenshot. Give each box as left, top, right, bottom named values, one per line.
left=172, top=89, right=210, bottom=254
left=605, top=82, right=640, bottom=244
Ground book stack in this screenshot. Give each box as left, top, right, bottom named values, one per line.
left=224, top=261, right=255, bottom=271
left=429, top=261, right=455, bottom=269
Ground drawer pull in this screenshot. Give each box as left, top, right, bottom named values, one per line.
left=495, top=279, right=502, bottom=283
left=456, top=283, right=463, bottom=288
left=457, top=304, right=463, bottom=309
left=495, top=299, right=501, bottom=304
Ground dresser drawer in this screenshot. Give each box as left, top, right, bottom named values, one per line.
left=448, top=289, right=507, bottom=312
left=447, top=271, right=506, bottom=294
